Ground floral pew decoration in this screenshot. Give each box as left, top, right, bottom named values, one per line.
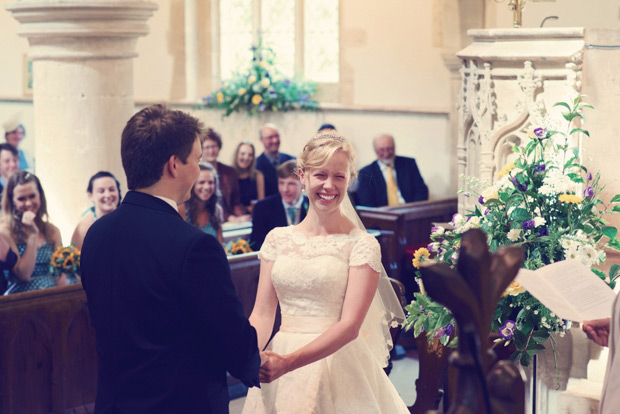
left=198, top=36, right=318, bottom=117
left=50, top=244, right=81, bottom=285
left=226, top=239, right=253, bottom=256
left=404, top=97, right=620, bottom=366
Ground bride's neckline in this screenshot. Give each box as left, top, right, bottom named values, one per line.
left=288, top=225, right=358, bottom=239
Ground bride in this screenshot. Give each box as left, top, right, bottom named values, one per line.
left=242, top=130, right=409, bottom=413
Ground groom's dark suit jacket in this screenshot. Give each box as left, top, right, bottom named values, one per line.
left=81, top=191, right=260, bottom=414
left=250, top=193, right=308, bottom=250
left=356, top=156, right=429, bottom=207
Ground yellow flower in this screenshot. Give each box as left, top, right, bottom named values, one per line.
left=248, top=75, right=257, bottom=84
left=216, top=92, right=224, bottom=103
left=558, top=194, right=583, bottom=204
left=261, top=78, right=270, bottom=87
left=260, top=61, right=270, bottom=69
left=238, top=88, right=246, bottom=96
left=412, top=248, right=430, bottom=269
left=252, top=94, right=263, bottom=105
left=505, top=280, right=526, bottom=296
left=498, top=162, right=515, bottom=178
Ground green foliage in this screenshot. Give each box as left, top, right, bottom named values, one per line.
left=404, top=97, right=620, bottom=366
left=198, top=36, right=318, bottom=117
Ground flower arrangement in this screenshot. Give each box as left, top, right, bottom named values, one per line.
left=226, top=238, right=254, bottom=256
left=50, top=244, right=81, bottom=279
left=198, top=37, right=318, bottom=117
left=404, top=97, right=620, bottom=366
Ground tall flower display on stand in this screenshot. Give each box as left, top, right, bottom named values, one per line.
left=198, top=37, right=318, bottom=117
left=404, top=97, right=620, bottom=366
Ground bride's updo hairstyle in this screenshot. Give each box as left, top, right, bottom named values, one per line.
left=298, top=129, right=357, bottom=179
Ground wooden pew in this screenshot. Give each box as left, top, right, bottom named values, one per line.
left=356, top=198, right=458, bottom=290
left=0, top=284, right=97, bottom=414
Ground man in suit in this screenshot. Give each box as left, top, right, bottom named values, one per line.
left=356, top=133, right=428, bottom=207
left=255, top=123, right=295, bottom=197
left=250, top=160, right=307, bottom=250
left=81, top=104, right=261, bottom=414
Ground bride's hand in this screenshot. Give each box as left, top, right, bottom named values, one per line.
left=259, top=351, right=290, bottom=383
left=259, top=351, right=269, bottom=367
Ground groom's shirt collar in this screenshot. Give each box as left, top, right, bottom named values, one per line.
left=154, top=195, right=178, bottom=212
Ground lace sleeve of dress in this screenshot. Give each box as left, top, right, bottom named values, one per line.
left=349, top=233, right=382, bottom=273
left=257, top=228, right=278, bottom=262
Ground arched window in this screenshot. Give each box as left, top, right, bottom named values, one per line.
left=217, top=0, right=339, bottom=83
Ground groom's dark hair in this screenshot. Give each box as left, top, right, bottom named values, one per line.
left=121, top=104, right=204, bottom=190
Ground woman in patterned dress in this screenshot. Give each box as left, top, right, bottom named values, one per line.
left=178, top=162, right=224, bottom=243
left=1, top=171, right=63, bottom=294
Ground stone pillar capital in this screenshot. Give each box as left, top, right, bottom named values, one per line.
left=5, top=1, right=158, bottom=60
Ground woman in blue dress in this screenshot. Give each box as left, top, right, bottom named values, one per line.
left=178, top=162, right=224, bottom=243
left=1, top=171, right=63, bottom=294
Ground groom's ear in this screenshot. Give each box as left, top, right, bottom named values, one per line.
left=164, top=155, right=178, bottom=178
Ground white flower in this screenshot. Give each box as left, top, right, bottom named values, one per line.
left=482, top=187, right=499, bottom=202
left=431, top=226, right=445, bottom=236
left=534, top=217, right=546, bottom=227
left=507, top=228, right=522, bottom=242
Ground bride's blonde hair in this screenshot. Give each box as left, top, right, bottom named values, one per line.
left=298, top=130, right=357, bottom=178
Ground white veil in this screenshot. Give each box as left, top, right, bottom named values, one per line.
left=340, top=195, right=406, bottom=367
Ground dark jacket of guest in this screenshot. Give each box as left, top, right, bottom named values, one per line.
left=250, top=193, right=308, bottom=250
left=81, top=191, right=260, bottom=414
left=216, top=161, right=242, bottom=219
left=255, top=152, right=295, bottom=197
left=356, top=156, right=429, bottom=207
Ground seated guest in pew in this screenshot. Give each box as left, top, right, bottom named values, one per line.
left=356, top=133, right=428, bottom=207
left=233, top=141, right=265, bottom=213
left=202, top=127, right=250, bottom=223
left=0, top=143, right=19, bottom=196
left=0, top=234, right=18, bottom=294
left=71, top=171, right=122, bottom=250
left=256, top=123, right=295, bottom=197
left=3, top=114, right=34, bottom=171
left=1, top=171, right=64, bottom=294
left=178, top=162, right=224, bottom=243
left=318, top=122, right=336, bottom=132
left=250, top=160, right=307, bottom=250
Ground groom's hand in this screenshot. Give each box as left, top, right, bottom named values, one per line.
left=259, top=351, right=289, bottom=383
left=259, top=351, right=269, bottom=367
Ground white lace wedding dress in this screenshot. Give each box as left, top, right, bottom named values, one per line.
left=242, top=226, right=409, bottom=414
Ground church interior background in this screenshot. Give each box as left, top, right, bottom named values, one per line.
left=2, top=0, right=620, bottom=413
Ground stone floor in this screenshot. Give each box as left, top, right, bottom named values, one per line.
left=229, top=349, right=419, bottom=413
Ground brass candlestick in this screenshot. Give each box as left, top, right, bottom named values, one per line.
left=508, top=0, right=526, bottom=28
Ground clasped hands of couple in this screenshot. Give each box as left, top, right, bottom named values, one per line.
left=258, top=350, right=288, bottom=383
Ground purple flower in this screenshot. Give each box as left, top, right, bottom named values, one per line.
left=444, top=323, right=454, bottom=336
left=435, top=327, right=446, bottom=338
left=205, top=96, right=214, bottom=103
left=510, top=176, right=528, bottom=191
left=265, top=71, right=271, bottom=78
left=419, top=305, right=424, bottom=311
left=259, top=103, right=266, bottom=112
left=533, top=164, right=546, bottom=174
left=283, top=79, right=292, bottom=87
left=534, top=127, right=547, bottom=138
left=538, top=227, right=549, bottom=237
left=427, top=243, right=435, bottom=252
left=584, top=186, right=594, bottom=198
left=478, top=195, right=485, bottom=205
left=586, top=172, right=593, bottom=181
left=522, top=219, right=535, bottom=230
left=499, top=320, right=516, bottom=339
left=300, top=93, right=309, bottom=101
left=484, top=208, right=490, bottom=215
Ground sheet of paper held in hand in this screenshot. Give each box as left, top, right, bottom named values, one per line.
left=515, top=259, right=616, bottom=322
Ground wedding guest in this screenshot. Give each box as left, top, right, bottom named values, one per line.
left=0, top=234, right=18, bottom=294
left=202, top=128, right=250, bottom=223
left=233, top=141, right=265, bottom=212
left=3, top=114, right=34, bottom=171
left=356, top=133, right=428, bottom=207
left=249, top=160, right=307, bottom=250
left=318, top=123, right=336, bottom=132
left=0, top=143, right=19, bottom=194
left=71, top=171, right=122, bottom=250
left=255, top=123, right=295, bottom=197
left=1, top=171, right=63, bottom=294
left=178, top=162, right=224, bottom=243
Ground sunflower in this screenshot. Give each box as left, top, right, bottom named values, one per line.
left=412, top=248, right=430, bottom=269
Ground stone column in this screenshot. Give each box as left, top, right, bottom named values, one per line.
left=6, top=0, right=158, bottom=243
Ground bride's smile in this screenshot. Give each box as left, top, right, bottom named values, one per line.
left=304, top=151, right=350, bottom=212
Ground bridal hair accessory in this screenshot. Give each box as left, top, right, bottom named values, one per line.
left=310, top=131, right=344, bottom=143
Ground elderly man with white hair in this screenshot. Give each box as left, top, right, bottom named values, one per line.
left=255, top=123, right=295, bottom=197
left=356, top=133, right=428, bottom=207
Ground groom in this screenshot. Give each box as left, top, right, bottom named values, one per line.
left=81, top=104, right=261, bottom=413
